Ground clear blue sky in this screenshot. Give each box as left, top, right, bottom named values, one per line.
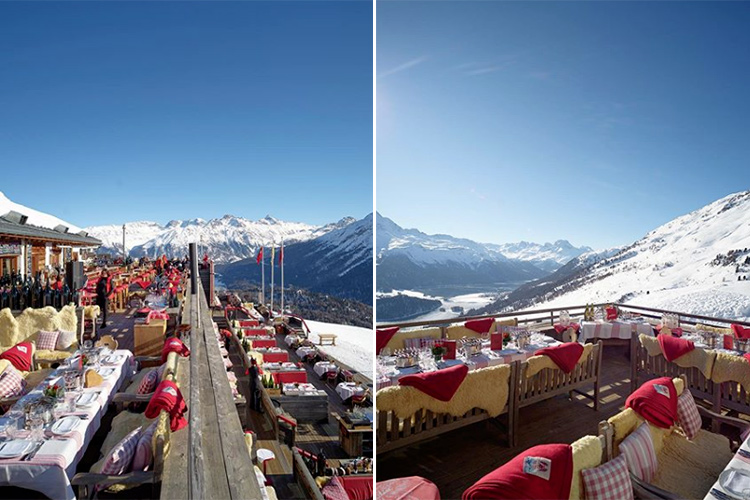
left=378, top=1, right=750, bottom=249
left=0, top=1, right=372, bottom=228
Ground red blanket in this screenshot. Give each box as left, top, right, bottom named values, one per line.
left=147, top=310, right=169, bottom=323
left=134, top=279, right=152, bottom=290
left=252, top=339, right=276, bottom=349
left=625, top=377, right=677, bottom=429
left=0, top=342, right=34, bottom=372
left=463, top=444, right=573, bottom=500
left=534, top=343, right=584, bottom=373
left=399, top=364, right=468, bottom=402
left=263, top=352, right=289, bottom=363
left=657, top=334, right=694, bottom=362
left=732, top=324, right=750, bottom=339
left=340, top=476, right=374, bottom=500
left=376, top=327, right=400, bottom=354
left=273, top=371, right=308, bottom=385
left=553, top=323, right=581, bottom=335
left=145, top=380, right=188, bottom=431
left=465, top=318, right=494, bottom=334
left=161, top=338, right=191, bottom=363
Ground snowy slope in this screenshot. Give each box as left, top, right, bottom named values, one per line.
left=86, top=215, right=357, bottom=264
left=0, top=191, right=83, bottom=233
left=305, top=319, right=373, bottom=379
left=511, top=191, right=750, bottom=321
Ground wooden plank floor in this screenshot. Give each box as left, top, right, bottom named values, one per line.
left=376, top=343, right=636, bottom=500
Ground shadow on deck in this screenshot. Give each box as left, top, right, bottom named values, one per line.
left=376, top=342, right=635, bottom=500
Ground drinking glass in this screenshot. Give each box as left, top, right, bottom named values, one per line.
left=4, top=413, right=23, bottom=439
left=29, top=409, right=45, bottom=441
left=83, top=339, right=93, bottom=352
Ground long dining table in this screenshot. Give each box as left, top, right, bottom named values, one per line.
left=0, top=349, right=134, bottom=500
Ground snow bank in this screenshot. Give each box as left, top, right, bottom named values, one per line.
left=304, top=320, right=373, bottom=380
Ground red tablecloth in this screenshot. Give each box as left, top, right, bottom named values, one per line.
left=272, top=371, right=308, bottom=385
left=240, top=320, right=260, bottom=327
left=263, top=352, right=289, bottom=363
left=252, top=339, right=277, bottom=349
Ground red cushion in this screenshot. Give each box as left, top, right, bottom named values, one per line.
left=625, top=377, right=677, bottom=429
left=462, top=444, right=573, bottom=500
left=399, top=364, right=468, bottom=402
left=534, top=343, right=584, bottom=373
left=377, top=477, right=440, bottom=500
left=657, top=334, right=694, bottom=362
left=376, top=327, right=400, bottom=354
left=606, top=307, right=618, bottom=321
left=0, top=342, right=34, bottom=372
left=464, top=318, right=494, bottom=334
left=339, top=476, right=373, bottom=500
left=581, top=454, right=634, bottom=500
left=553, top=323, right=581, bottom=335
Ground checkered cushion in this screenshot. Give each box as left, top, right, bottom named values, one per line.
left=137, top=369, right=159, bottom=395
left=99, top=426, right=141, bottom=476
left=0, top=366, right=27, bottom=399
left=132, top=421, right=158, bottom=471
left=582, top=454, right=633, bottom=500
left=56, top=330, right=77, bottom=350
left=676, top=389, right=701, bottom=439
left=618, top=422, right=657, bottom=482
left=37, top=330, right=60, bottom=351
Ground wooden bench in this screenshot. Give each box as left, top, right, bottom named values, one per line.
left=317, top=333, right=337, bottom=346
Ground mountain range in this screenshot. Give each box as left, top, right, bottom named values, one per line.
left=376, top=214, right=592, bottom=293
left=87, top=214, right=373, bottom=305
left=474, top=190, right=750, bottom=321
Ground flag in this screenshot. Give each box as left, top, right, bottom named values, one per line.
left=256, top=247, right=263, bottom=265
left=279, top=243, right=284, bottom=265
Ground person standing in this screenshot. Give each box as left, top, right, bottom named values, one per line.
left=96, top=270, right=112, bottom=329
left=248, top=358, right=262, bottom=412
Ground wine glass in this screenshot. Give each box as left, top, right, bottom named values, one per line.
left=83, top=339, right=93, bottom=352
left=29, top=408, right=45, bottom=441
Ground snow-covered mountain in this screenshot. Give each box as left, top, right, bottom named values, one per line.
left=0, top=192, right=84, bottom=233
left=376, top=214, right=588, bottom=292
left=86, top=215, right=356, bottom=264
left=218, top=214, right=373, bottom=304
left=491, top=240, right=593, bottom=272
left=478, top=191, right=750, bottom=321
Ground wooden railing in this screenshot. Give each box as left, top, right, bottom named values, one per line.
left=160, top=253, right=263, bottom=500
left=377, top=302, right=750, bottom=330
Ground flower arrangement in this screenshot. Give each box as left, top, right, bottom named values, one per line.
left=431, top=344, right=446, bottom=361
left=502, top=332, right=511, bottom=347
left=44, top=384, right=62, bottom=399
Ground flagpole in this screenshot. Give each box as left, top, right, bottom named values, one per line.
left=280, top=239, right=284, bottom=315
left=271, top=246, right=276, bottom=316
left=261, top=246, right=265, bottom=306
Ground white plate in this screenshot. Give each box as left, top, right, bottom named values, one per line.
left=103, top=354, right=123, bottom=365
left=98, top=367, right=116, bottom=378
left=76, top=392, right=98, bottom=408
left=50, top=416, right=81, bottom=435
left=720, top=468, right=750, bottom=499
left=0, top=439, right=35, bottom=459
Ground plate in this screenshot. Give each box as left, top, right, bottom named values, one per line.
left=98, top=367, right=116, bottom=378
left=50, top=416, right=81, bottom=435
left=719, top=468, right=750, bottom=499
left=0, top=439, right=35, bottom=459
left=76, top=392, right=99, bottom=408
left=103, top=354, right=123, bottom=365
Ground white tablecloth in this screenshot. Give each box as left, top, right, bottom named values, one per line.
left=262, top=362, right=299, bottom=372
left=282, top=383, right=321, bottom=396
left=336, top=382, right=365, bottom=401
left=0, top=349, right=134, bottom=500
left=704, top=433, right=750, bottom=499
left=579, top=320, right=654, bottom=343
left=296, top=347, right=317, bottom=360
left=284, top=335, right=299, bottom=347
left=313, top=362, right=338, bottom=378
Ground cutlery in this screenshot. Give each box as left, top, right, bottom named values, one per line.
left=711, top=488, right=735, bottom=500
left=22, top=441, right=44, bottom=462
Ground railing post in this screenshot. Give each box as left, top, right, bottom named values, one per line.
left=187, top=243, right=204, bottom=500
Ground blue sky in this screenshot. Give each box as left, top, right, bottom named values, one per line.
left=378, top=1, right=750, bottom=249
left=0, top=1, right=372, bottom=228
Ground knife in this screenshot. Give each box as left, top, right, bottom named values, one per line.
left=22, top=441, right=45, bottom=462
left=711, top=488, right=735, bottom=500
